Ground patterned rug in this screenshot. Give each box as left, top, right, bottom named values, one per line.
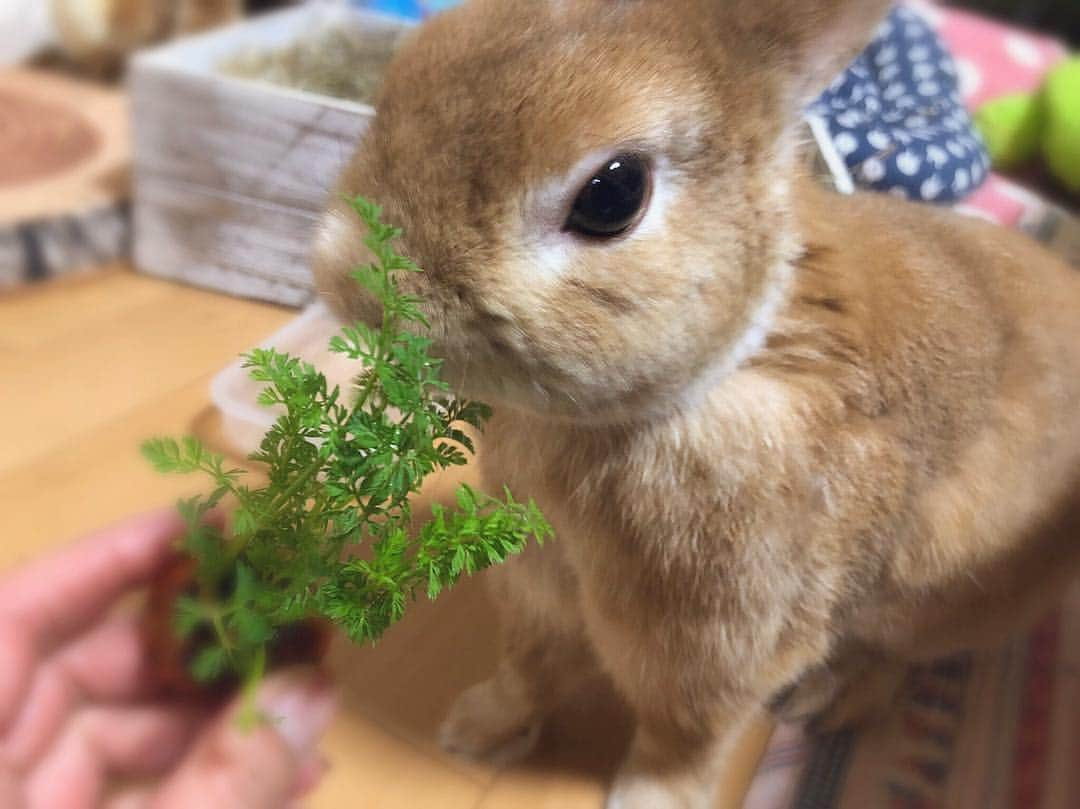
left=745, top=582, right=1080, bottom=809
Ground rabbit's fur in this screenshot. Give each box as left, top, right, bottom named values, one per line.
left=313, top=1, right=1080, bottom=806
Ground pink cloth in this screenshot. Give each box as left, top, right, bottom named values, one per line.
left=907, top=0, right=1068, bottom=108
left=955, top=174, right=1050, bottom=228
left=906, top=0, right=1068, bottom=228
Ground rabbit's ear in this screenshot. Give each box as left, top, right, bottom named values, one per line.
left=715, top=0, right=892, bottom=107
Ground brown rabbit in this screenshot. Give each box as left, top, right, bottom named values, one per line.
left=312, top=1, right=1080, bottom=806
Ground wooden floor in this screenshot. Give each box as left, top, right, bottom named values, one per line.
left=0, top=268, right=772, bottom=808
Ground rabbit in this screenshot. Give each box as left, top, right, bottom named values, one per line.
left=50, top=0, right=243, bottom=75
left=311, top=0, right=1080, bottom=807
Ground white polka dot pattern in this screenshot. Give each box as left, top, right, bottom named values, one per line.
left=808, top=5, right=990, bottom=203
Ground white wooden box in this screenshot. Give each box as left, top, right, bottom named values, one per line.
left=130, top=5, right=410, bottom=307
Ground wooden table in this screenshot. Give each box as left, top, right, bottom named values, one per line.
left=0, top=268, right=772, bottom=808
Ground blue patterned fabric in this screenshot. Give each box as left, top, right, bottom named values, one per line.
left=808, top=5, right=991, bottom=203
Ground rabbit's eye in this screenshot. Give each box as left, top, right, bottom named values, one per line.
left=565, top=154, right=651, bottom=239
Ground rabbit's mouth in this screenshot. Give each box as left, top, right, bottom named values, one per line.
left=424, top=320, right=575, bottom=417
left=428, top=322, right=673, bottom=425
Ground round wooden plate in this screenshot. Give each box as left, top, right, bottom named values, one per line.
left=0, top=68, right=130, bottom=287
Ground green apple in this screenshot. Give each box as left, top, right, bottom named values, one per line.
left=1042, top=57, right=1080, bottom=193
left=976, top=92, right=1043, bottom=170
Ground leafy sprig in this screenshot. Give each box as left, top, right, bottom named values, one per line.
left=143, top=197, right=551, bottom=687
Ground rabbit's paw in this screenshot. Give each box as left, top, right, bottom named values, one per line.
left=811, top=661, right=906, bottom=733
left=439, top=679, right=541, bottom=765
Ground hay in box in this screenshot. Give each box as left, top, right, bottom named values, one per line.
left=219, top=24, right=402, bottom=104
left=129, top=5, right=411, bottom=305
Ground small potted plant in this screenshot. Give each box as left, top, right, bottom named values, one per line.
left=141, top=197, right=551, bottom=702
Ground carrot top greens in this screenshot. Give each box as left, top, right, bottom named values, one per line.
left=143, top=197, right=550, bottom=687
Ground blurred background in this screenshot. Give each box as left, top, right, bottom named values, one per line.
left=952, top=0, right=1079, bottom=43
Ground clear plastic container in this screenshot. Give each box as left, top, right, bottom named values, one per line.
left=210, top=301, right=363, bottom=456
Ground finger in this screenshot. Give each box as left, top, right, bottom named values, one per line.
left=0, top=766, right=25, bottom=809
left=108, top=792, right=311, bottom=809
left=153, top=670, right=336, bottom=809
left=55, top=615, right=150, bottom=702
left=3, top=616, right=152, bottom=765
left=106, top=754, right=329, bottom=809
left=0, top=662, right=74, bottom=771
left=23, top=705, right=205, bottom=809
left=22, top=713, right=101, bottom=809
left=104, top=789, right=150, bottom=809
left=292, top=753, right=330, bottom=800
left=0, top=622, right=35, bottom=735
left=0, top=510, right=185, bottom=645
left=84, top=704, right=204, bottom=776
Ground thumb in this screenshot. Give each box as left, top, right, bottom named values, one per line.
left=152, top=670, right=336, bottom=809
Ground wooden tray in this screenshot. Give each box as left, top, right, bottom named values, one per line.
left=130, top=5, right=408, bottom=307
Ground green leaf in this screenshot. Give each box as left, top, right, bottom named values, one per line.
left=190, top=646, right=229, bottom=683
left=455, top=485, right=477, bottom=514
left=173, top=596, right=205, bottom=639
left=233, top=508, right=257, bottom=538
left=231, top=562, right=257, bottom=604
left=231, top=607, right=273, bottom=647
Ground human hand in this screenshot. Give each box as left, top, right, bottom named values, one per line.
left=0, top=510, right=337, bottom=809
